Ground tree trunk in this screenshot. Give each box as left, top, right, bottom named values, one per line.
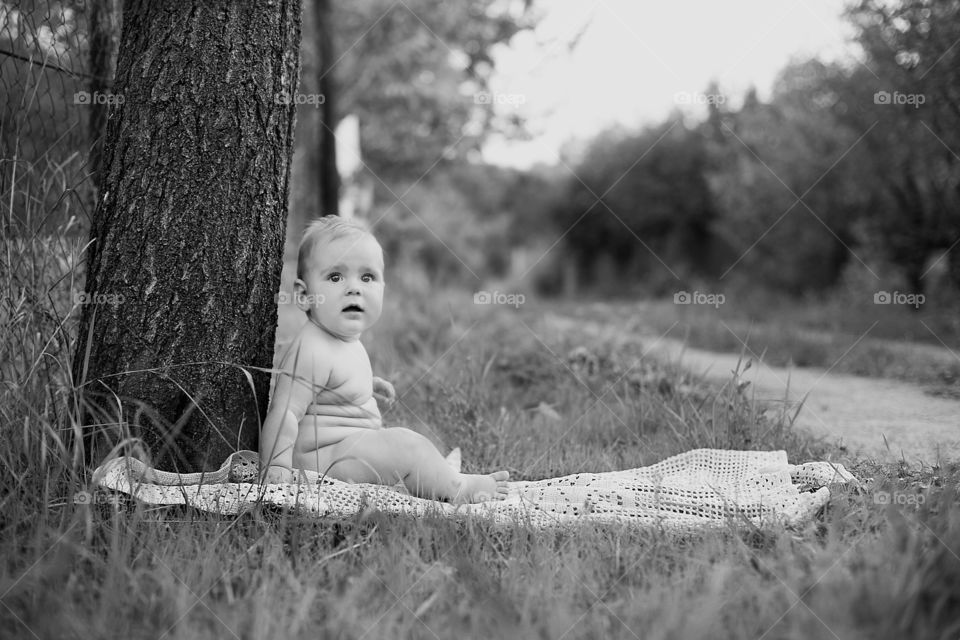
left=314, top=0, right=340, bottom=216
left=947, top=243, right=960, bottom=293
left=313, top=0, right=340, bottom=216
left=87, top=0, right=121, bottom=193
left=73, top=0, right=303, bottom=472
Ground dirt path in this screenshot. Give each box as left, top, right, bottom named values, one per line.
left=545, top=313, right=960, bottom=465
left=652, top=338, right=960, bottom=464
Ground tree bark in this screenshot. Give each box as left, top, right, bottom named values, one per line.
left=74, top=0, right=303, bottom=472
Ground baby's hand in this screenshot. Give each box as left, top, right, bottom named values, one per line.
left=261, top=465, right=295, bottom=484
left=372, top=376, right=396, bottom=408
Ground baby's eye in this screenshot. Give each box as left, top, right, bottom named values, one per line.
left=327, top=273, right=342, bottom=282
left=361, top=273, right=377, bottom=283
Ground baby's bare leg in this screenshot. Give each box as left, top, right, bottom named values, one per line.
left=324, top=428, right=509, bottom=503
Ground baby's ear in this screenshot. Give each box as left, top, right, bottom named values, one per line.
left=292, top=278, right=310, bottom=312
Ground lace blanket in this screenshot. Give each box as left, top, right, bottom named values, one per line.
left=91, top=448, right=858, bottom=531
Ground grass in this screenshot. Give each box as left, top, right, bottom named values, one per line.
left=3, top=168, right=960, bottom=639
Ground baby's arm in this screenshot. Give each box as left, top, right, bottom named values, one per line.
left=259, top=347, right=330, bottom=481
left=372, top=376, right=396, bottom=408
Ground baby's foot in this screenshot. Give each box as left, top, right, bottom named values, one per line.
left=453, top=471, right=510, bottom=504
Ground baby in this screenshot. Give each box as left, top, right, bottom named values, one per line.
left=259, top=216, right=510, bottom=503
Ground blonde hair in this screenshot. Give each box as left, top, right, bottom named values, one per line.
left=297, top=215, right=378, bottom=279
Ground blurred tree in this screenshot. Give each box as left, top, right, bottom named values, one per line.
left=328, top=0, right=537, bottom=179
left=87, top=0, right=120, bottom=193
left=497, top=164, right=569, bottom=248
left=367, top=160, right=568, bottom=291
left=312, top=0, right=339, bottom=216
left=372, top=171, right=495, bottom=288
left=289, top=0, right=538, bottom=247
left=842, top=0, right=960, bottom=292
left=73, top=0, right=302, bottom=472
left=708, top=60, right=869, bottom=293
left=549, top=1, right=960, bottom=298
left=554, top=118, right=720, bottom=295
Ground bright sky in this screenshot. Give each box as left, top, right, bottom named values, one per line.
left=481, top=0, right=858, bottom=168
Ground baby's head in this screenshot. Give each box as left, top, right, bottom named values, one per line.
left=297, top=215, right=381, bottom=279
left=295, top=215, right=385, bottom=340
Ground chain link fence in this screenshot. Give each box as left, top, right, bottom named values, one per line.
left=1, top=0, right=118, bottom=236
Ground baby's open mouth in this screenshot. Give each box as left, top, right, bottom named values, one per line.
left=342, top=304, right=364, bottom=313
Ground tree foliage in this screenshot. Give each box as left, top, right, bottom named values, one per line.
left=550, top=0, right=960, bottom=297
left=706, top=60, right=869, bottom=292
left=840, top=0, right=960, bottom=291
left=322, top=0, right=536, bottom=179
left=553, top=119, right=721, bottom=294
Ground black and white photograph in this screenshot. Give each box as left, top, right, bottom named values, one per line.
left=2, top=0, right=959, bottom=637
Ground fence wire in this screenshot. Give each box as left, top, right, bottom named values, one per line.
left=1, top=0, right=118, bottom=235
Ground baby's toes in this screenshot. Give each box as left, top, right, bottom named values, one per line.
left=489, top=471, right=510, bottom=499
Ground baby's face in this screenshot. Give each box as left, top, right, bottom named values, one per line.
left=295, top=234, right=385, bottom=341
